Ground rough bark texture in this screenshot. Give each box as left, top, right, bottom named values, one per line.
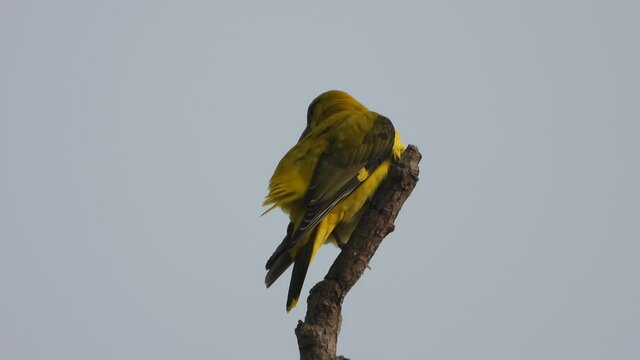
left=295, top=145, right=422, bottom=360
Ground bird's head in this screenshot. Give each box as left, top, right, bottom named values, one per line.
left=299, top=90, right=368, bottom=140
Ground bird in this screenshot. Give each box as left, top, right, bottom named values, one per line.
left=263, top=90, right=405, bottom=312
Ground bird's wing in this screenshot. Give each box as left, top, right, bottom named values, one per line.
left=262, top=128, right=330, bottom=214
left=287, top=114, right=396, bottom=250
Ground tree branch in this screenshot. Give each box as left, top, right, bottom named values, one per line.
left=295, top=145, right=422, bottom=360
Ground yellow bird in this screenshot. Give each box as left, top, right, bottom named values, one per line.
left=263, top=90, right=405, bottom=312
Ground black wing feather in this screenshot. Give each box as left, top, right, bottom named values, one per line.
left=287, top=115, right=395, bottom=250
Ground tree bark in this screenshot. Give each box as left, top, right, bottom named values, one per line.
left=295, top=145, right=422, bottom=360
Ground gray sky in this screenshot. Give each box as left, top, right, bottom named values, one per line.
left=1, top=1, right=639, bottom=359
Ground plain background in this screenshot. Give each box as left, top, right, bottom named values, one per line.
left=2, top=1, right=639, bottom=359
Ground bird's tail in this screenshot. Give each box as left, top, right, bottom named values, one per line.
left=286, top=241, right=314, bottom=312
left=265, top=222, right=294, bottom=287
left=265, top=252, right=293, bottom=288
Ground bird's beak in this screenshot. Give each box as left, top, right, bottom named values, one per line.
left=298, top=125, right=311, bottom=141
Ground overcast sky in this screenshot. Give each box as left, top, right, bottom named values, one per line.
left=1, top=1, right=639, bottom=359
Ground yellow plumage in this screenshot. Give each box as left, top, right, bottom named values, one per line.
left=264, top=90, right=405, bottom=312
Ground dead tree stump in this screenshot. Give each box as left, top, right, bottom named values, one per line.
left=295, top=145, right=422, bottom=360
